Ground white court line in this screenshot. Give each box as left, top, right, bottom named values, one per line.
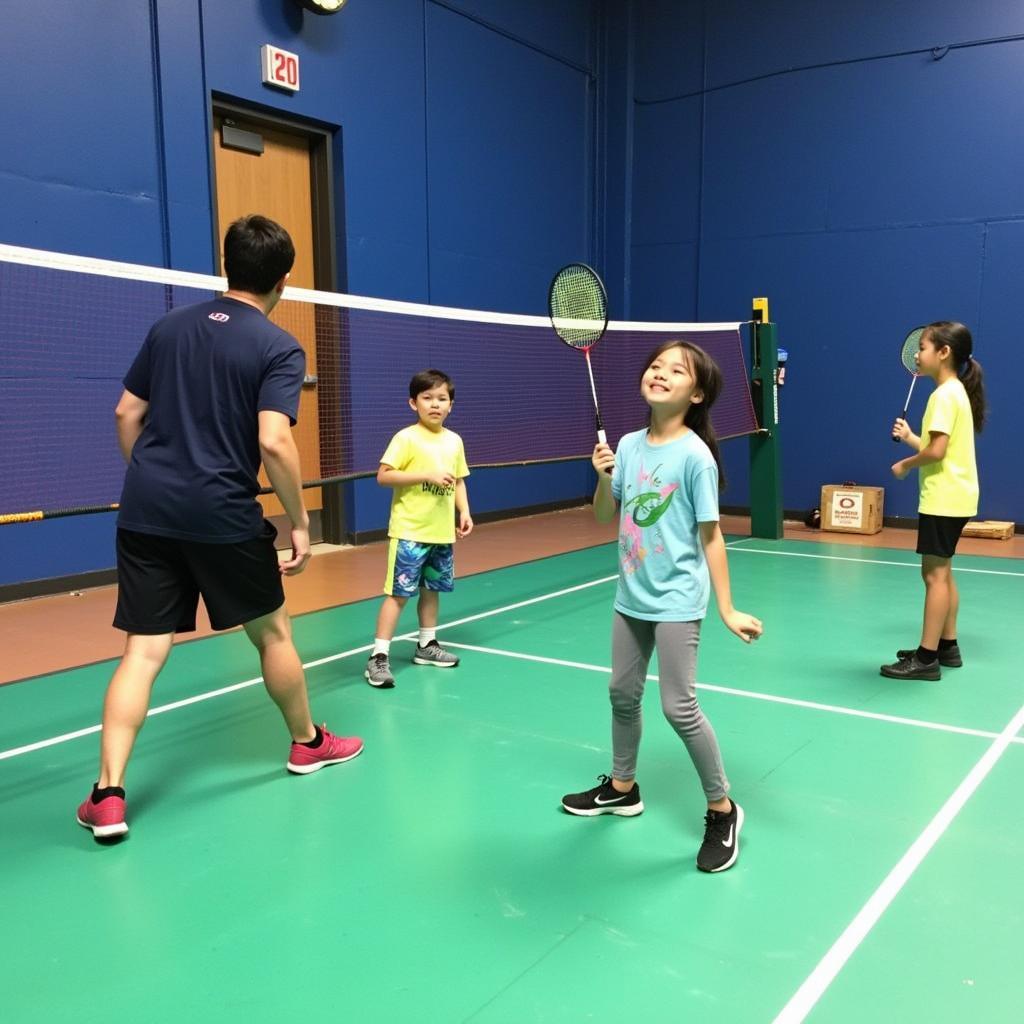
left=441, top=641, right=1024, bottom=746
left=726, top=542, right=1024, bottom=578
left=0, top=574, right=617, bottom=763
left=773, top=700, right=1024, bottom=1023
left=0, top=543, right=1014, bottom=764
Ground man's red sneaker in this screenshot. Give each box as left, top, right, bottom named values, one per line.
left=287, top=725, right=364, bottom=775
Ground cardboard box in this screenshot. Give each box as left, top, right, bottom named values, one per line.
left=821, top=484, right=884, bottom=535
left=962, top=520, right=1015, bottom=540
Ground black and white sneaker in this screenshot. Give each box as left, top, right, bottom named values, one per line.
left=697, top=800, right=743, bottom=873
left=412, top=640, right=460, bottom=668
left=896, top=644, right=962, bottom=668
left=365, top=653, right=395, bottom=688
left=561, top=775, right=643, bottom=817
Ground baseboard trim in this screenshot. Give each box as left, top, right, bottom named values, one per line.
left=723, top=506, right=1021, bottom=535
left=0, top=509, right=326, bottom=604
left=5, top=500, right=1015, bottom=602
left=0, top=568, right=120, bottom=604
left=0, top=502, right=595, bottom=602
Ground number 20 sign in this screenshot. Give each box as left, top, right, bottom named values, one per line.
left=261, top=45, right=300, bottom=93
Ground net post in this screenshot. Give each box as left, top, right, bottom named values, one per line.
left=749, top=316, right=783, bottom=539
left=321, top=483, right=348, bottom=544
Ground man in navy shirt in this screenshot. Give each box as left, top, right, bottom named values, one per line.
left=77, top=215, right=362, bottom=841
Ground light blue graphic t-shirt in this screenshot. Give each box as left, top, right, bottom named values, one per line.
left=610, top=428, right=720, bottom=621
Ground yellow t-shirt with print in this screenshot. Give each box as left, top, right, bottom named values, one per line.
left=381, top=424, right=469, bottom=543
left=918, top=378, right=978, bottom=517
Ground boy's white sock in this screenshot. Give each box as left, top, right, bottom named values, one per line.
left=373, top=638, right=391, bottom=657
left=418, top=627, right=436, bottom=648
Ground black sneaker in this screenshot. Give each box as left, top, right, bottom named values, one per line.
left=896, top=645, right=962, bottom=668
left=880, top=656, right=941, bottom=681
left=561, top=774, right=643, bottom=817
left=697, top=800, right=743, bottom=873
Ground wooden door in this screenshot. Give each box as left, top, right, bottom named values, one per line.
left=212, top=115, right=322, bottom=517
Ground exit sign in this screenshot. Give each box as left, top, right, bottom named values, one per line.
left=261, top=45, right=300, bottom=92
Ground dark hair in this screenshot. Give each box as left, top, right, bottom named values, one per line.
left=922, top=321, right=987, bottom=432
left=639, top=340, right=726, bottom=489
left=223, top=215, right=295, bottom=295
left=409, top=368, right=454, bottom=401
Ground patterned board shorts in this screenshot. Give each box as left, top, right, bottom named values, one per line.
left=385, top=538, right=455, bottom=597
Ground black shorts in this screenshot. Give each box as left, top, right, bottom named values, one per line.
left=916, top=513, right=970, bottom=559
left=113, top=522, right=285, bottom=634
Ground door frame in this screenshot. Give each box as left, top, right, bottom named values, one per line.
left=209, top=95, right=344, bottom=292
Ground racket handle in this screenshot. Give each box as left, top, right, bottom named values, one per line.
left=596, top=426, right=612, bottom=475
left=892, top=408, right=909, bottom=442
left=893, top=376, right=917, bottom=441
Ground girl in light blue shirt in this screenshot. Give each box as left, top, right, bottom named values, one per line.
left=562, top=340, right=762, bottom=873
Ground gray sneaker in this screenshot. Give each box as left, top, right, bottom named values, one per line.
left=365, top=653, right=395, bottom=688
left=412, top=640, right=460, bottom=668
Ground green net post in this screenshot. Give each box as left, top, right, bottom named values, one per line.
left=749, top=320, right=783, bottom=539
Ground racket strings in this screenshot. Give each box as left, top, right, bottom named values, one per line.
left=900, top=328, right=924, bottom=374
left=550, top=266, right=607, bottom=349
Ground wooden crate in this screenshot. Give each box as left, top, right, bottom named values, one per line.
left=962, top=520, right=1015, bottom=540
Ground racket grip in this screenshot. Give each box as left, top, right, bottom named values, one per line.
left=892, top=409, right=908, bottom=442
left=596, top=428, right=612, bottom=475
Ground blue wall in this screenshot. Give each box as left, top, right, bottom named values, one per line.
left=6, top=1, right=1022, bottom=589
left=627, top=0, right=1024, bottom=521
left=0, top=0, right=599, bottom=586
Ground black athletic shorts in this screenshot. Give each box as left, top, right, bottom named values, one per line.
left=916, top=513, right=970, bottom=559
left=113, top=521, right=285, bottom=634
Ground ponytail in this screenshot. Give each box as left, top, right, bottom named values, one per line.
left=685, top=401, right=727, bottom=491
left=959, top=356, right=987, bottom=433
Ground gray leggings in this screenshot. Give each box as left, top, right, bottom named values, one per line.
left=609, top=612, right=729, bottom=801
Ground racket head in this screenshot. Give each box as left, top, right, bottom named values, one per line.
left=900, top=326, right=925, bottom=374
left=548, top=263, right=609, bottom=350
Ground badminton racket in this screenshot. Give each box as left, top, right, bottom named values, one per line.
left=892, top=326, right=924, bottom=442
left=548, top=263, right=610, bottom=466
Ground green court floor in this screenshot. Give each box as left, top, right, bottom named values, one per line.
left=1, top=538, right=1021, bottom=1023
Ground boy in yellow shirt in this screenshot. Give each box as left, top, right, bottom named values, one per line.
left=365, top=369, right=472, bottom=688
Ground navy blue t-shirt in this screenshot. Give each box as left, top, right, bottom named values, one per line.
left=117, top=296, right=305, bottom=543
